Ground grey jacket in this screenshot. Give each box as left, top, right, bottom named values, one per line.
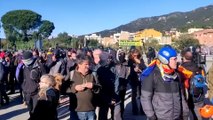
left=141, top=67, right=189, bottom=120
left=49, top=59, right=66, bottom=76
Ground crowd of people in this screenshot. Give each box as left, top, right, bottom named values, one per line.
left=0, top=45, right=212, bottom=120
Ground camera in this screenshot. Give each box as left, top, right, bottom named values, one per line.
left=189, top=46, right=206, bottom=66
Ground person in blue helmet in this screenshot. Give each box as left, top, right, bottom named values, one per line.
left=140, top=45, right=189, bottom=120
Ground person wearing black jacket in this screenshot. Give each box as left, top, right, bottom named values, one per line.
left=115, top=49, right=130, bottom=118
left=65, top=49, right=77, bottom=81
left=179, top=49, right=205, bottom=120
left=128, top=49, right=147, bottom=115
left=0, top=59, right=9, bottom=106
left=21, top=51, right=46, bottom=118
left=48, top=49, right=66, bottom=76
left=146, top=47, right=156, bottom=65
left=7, top=51, right=17, bottom=94
left=31, top=74, right=62, bottom=120
left=96, top=52, right=122, bottom=120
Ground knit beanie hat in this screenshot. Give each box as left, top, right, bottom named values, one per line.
left=22, top=51, right=34, bottom=66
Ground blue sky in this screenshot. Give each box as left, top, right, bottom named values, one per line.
left=0, top=0, right=213, bottom=38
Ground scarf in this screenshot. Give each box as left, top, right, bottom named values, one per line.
left=140, top=59, right=177, bottom=82
left=22, top=58, right=34, bottom=66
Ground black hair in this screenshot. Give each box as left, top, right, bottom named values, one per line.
left=76, top=54, right=91, bottom=65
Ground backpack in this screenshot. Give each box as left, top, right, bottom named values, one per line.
left=189, top=73, right=206, bottom=102
left=22, top=61, right=44, bottom=94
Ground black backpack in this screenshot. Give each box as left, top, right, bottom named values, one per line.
left=22, top=62, right=43, bottom=94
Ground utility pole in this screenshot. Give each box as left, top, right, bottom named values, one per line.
left=141, top=38, right=145, bottom=51
left=70, top=36, right=72, bottom=48
left=84, top=37, right=87, bottom=47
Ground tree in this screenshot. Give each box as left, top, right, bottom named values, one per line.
left=87, top=39, right=99, bottom=48
left=1, top=10, right=54, bottom=43
left=49, top=32, right=75, bottom=48
left=144, top=38, right=162, bottom=51
left=70, top=38, right=79, bottom=49
left=57, top=32, right=72, bottom=45
left=57, top=32, right=69, bottom=38
left=33, top=20, right=55, bottom=40
left=172, top=34, right=200, bottom=51
left=1, top=10, right=41, bottom=41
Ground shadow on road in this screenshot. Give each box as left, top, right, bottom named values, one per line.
left=0, top=94, right=23, bottom=110
left=58, top=104, right=70, bottom=120
left=123, top=99, right=147, bottom=120
left=0, top=107, right=28, bottom=120
left=57, top=96, right=70, bottom=120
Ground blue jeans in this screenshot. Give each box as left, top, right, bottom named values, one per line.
left=77, top=111, right=95, bottom=120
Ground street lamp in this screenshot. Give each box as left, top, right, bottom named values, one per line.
left=70, top=36, right=72, bottom=48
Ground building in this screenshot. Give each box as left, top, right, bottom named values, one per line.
left=159, top=36, right=172, bottom=45
left=192, top=29, right=213, bottom=47
left=113, top=31, right=135, bottom=43
left=120, top=31, right=134, bottom=40
left=134, top=28, right=162, bottom=42
left=84, top=33, right=102, bottom=43
left=102, top=36, right=114, bottom=47
left=164, top=28, right=181, bottom=39
left=188, top=28, right=204, bottom=34
left=113, top=33, right=120, bottom=43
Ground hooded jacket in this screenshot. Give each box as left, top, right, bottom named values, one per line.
left=22, top=59, right=47, bottom=94
left=97, top=52, right=120, bottom=103
left=141, top=66, right=189, bottom=120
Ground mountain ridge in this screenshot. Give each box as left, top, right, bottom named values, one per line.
left=92, top=4, right=213, bottom=37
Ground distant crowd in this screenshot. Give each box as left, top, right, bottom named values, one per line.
left=0, top=45, right=213, bottom=120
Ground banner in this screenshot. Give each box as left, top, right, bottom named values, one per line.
left=119, top=40, right=142, bottom=46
